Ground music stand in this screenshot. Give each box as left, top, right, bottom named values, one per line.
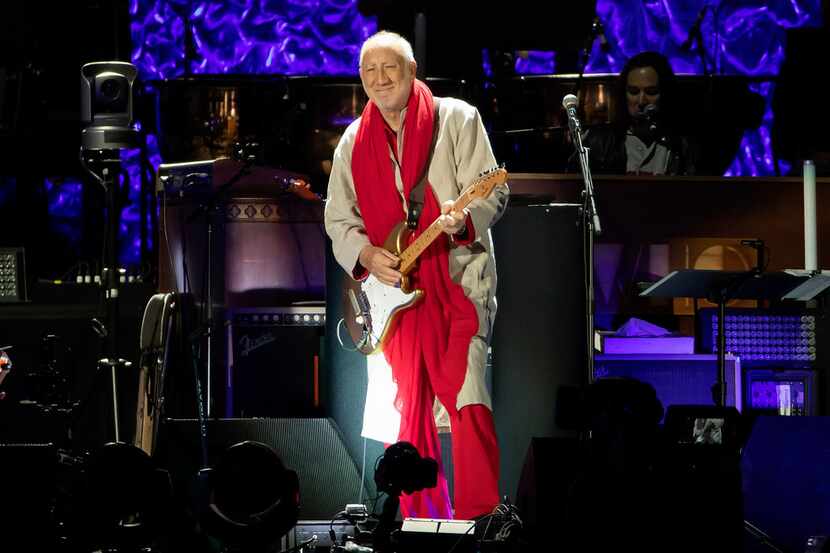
left=640, top=270, right=810, bottom=407
left=780, top=271, right=830, bottom=301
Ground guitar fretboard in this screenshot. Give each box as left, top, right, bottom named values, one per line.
left=398, top=186, right=478, bottom=275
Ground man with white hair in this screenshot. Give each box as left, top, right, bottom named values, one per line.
left=325, top=30, right=508, bottom=520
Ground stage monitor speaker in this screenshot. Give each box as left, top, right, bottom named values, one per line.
left=594, top=353, right=741, bottom=416
left=490, top=203, right=587, bottom=504
left=156, top=417, right=367, bottom=520
left=226, top=307, right=324, bottom=418
left=742, top=416, right=830, bottom=553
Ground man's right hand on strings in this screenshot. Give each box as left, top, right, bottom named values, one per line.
left=359, top=245, right=401, bottom=286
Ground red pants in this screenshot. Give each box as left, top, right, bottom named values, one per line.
left=393, top=371, right=500, bottom=520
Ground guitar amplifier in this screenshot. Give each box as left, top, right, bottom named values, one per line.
left=225, top=306, right=325, bottom=418
left=594, top=353, right=742, bottom=417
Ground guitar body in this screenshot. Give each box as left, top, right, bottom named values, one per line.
left=340, top=167, right=508, bottom=355
left=382, top=222, right=414, bottom=293
left=344, top=222, right=423, bottom=355
left=134, top=292, right=175, bottom=456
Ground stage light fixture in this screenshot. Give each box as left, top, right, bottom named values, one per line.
left=82, top=441, right=172, bottom=552
left=374, top=441, right=438, bottom=496
left=372, top=441, right=439, bottom=552
left=204, top=440, right=300, bottom=552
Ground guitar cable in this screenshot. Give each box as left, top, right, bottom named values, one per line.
left=336, top=317, right=362, bottom=352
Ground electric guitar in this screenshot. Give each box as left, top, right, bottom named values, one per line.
left=343, top=167, right=508, bottom=355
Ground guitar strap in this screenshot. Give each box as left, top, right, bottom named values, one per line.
left=406, top=97, right=441, bottom=230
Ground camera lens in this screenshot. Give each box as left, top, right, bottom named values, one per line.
left=100, top=78, right=121, bottom=101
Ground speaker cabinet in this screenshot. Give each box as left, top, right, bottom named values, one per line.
left=490, top=203, right=587, bottom=502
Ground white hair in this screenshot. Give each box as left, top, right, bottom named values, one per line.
left=359, top=31, right=415, bottom=67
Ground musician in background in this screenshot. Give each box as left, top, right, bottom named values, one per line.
left=325, top=31, right=508, bottom=520
left=582, top=51, right=699, bottom=175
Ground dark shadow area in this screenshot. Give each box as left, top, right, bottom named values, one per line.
left=773, top=23, right=830, bottom=174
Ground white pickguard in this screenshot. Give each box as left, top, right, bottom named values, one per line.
left=356, top=274, right=421, bottom=354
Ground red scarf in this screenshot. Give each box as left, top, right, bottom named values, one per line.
left=351, top=80, right=479, bottom=423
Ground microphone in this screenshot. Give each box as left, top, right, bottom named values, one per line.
left=183, top=172, right=210, bottom=186
left=562, top=94, right=579, bottom=112
left=740, top=239, right=766, bottom=274
left=562, top=94, right=580, bottom=131
left=643, top=104, right=659, bottom=134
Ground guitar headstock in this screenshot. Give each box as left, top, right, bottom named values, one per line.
left=466, top=166, right=508, bottom=201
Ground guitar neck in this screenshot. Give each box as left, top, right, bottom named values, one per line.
left=398, top=186, right=477, bottom=275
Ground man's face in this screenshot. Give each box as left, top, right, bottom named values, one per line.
left=360, top=46, right=416, bottom=115
left=626, top=66, right=661, bottom=119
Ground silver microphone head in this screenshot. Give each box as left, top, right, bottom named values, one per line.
left=562, top=94, right=579, bottom=110
left=643, top=104, right=659, bottom=118
left=640, top=104, right=661, bottom=135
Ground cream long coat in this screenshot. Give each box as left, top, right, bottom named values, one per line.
left=324, top=97, right=509, bottom=442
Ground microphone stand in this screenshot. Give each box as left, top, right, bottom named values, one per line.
left=185, top=147, right=257, bottom=419
left=575, top=16, right=608, bottom=97
left=682, top=5, right=711, bottom=76
left=566, top=104, right=602, bottom=388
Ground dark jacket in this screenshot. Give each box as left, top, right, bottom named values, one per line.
left=580, top=124, right=699, bottom=176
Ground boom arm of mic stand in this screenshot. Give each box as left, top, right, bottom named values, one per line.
left=185, top=159, right=255, bottom=224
